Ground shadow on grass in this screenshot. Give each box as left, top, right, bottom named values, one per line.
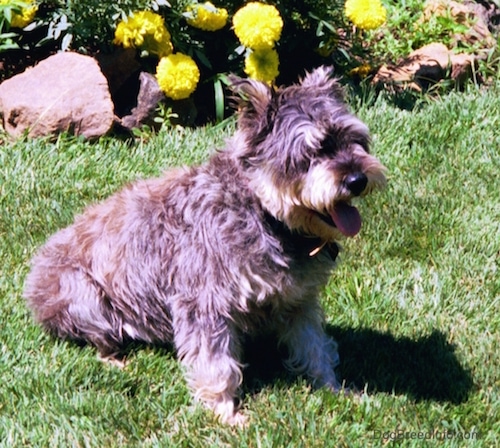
left=71, top=325, right=473, bottom=405
left=242, top=327, right=474, bottom=405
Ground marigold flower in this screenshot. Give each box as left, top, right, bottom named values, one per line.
left=244, top=48, right=279, bottom=84
left=156, top=53, right=200, bottom=100
left=1, top=0, right=38, bottom=29
left=233, top=2, right=283, bottom=50
left=186, top=2, right=228, bottom=31
left=345, top=0, right=387, bottom=30
left=114, top=11, right=173, bottom=57
left=349, top=63, right=372, bottom=79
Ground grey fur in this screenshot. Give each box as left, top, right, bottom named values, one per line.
left=24, top=66, right=386, bottom=425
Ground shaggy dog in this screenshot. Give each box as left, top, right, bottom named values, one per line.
left=24, top=66, right=386, bottom=425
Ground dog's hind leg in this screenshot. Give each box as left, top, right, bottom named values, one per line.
left=24, top=249, right=124, bottom=360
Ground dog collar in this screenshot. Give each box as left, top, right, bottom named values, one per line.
left=309, top=240, right=339, bottom=260
left=264, top=212, right=339, bottom=261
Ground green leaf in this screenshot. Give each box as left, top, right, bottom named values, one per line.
left=214, top=78, right=224, bottom=123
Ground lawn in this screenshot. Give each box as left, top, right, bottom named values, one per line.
left=0, top=83, right=498, bottom=446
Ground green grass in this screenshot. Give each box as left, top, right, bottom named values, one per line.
left=1, top=85, right=499, bottom=446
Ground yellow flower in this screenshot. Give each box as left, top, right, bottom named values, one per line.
left=1, top=0, right=38, bottom=28
left=156, top=53, right=200, bottom=100
left=186, top=2, right=228, bottom=31
left=244, top=48, right=279, bottom=84
left=233, top=2, right=283, bottom=50
left=114, top=11, right=173, bottom=57
left=345, top=0, right=387, bottom=30
left=349, top=63, right=372, bottom=78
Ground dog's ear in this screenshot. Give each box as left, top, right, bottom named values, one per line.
left=300, top=66, right=344, bottom=99
left=227, top=75, right=272, bottom=121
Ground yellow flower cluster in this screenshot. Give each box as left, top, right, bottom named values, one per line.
left=244, top=48, right=279, bottom=84
left=114, top=11, right=173, bottom=57
left=233, top=2, right=283, bottom=50
left=114, top=11, right=200, bottom=100
left=344, top=0, right=387, bottom=30
left=186, top=2, right=228, bottom=32
left=233, top=2, right=283, bottom=84
left=156, top=53, right=200, bottom=100
left=1, top=0, right=38, bottom=29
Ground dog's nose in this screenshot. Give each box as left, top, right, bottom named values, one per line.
left=345, top=172, right=368, bottom=196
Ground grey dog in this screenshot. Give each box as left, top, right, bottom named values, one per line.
left=24, top=66, right=386, bottom=425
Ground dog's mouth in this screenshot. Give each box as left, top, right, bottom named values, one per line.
left=318, top=201, right=362, bottom=237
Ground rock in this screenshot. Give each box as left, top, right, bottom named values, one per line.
left=422, top=0, right=496, bottom=49
left=373, top=0, right=495, bottom=92
left=0, top=52, right=114, bottom=139
left=373, top=43, right=477, bottom=91
left=465, top=0, right=500, bottom=34
left=119, top=72, right=165, bottom=131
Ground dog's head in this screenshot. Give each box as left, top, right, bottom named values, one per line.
left=229, top=66, right=386, bottom=243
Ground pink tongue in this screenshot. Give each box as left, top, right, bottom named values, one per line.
left=330, top=202, right=362, bottom=237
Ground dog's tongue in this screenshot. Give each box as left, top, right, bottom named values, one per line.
left=330, top=202, right=362, bottom=237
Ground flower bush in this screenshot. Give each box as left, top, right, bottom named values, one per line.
left=110, top=1, right=287, bottom=97
left=0, top=0, right=377, bottom=100
left=2, top=0, right=495, bottom=124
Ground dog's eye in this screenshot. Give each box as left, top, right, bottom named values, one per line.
left=319, top=135, right=339, bottom=155
left=320, top=132, right=370, bottom=157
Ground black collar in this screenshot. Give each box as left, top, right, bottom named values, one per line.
left=264, top=212, right=339, bottom=261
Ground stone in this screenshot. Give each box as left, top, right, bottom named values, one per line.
left=422, top=0, right=496, bottom=49
left=0, top=52, right=114, bottom=139
left=373, top=43, right=477, bottom=91
left=373, top=0, right=496, bottom=92
left=119, top=72, right=165, bottom=131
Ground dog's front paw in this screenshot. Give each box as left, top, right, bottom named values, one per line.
left=223, top=411, right=248, bottom=427
left=98, top=353, right=127, bottom=369
left=214, top=400, right=248, bottom=427
left=327, top=380, right=363, bottom=399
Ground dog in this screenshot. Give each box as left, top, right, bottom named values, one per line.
left=24, top=66, right=386, bottom=425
